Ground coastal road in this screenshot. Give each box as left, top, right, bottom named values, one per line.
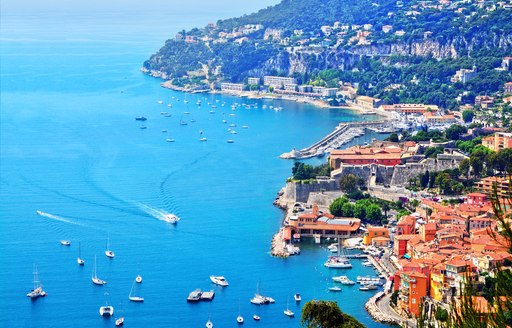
left=376, top=293, right=417, bottom=328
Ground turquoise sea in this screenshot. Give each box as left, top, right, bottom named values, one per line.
left=1, top=2, right=389, bottom=327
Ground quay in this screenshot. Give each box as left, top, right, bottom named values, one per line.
left=280, top=120, right=395, bottom=159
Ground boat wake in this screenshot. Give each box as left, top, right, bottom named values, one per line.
left=137, top=204, right=180, bottom=224
left=36, top=210, right=85, bottom=226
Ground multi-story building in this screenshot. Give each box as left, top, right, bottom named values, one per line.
left=482, top=132, right=512, bottom=151
left=287, top=204, right=361, bottom=239
left=423, top=112, right=457, bottom=126
left=475, top=176, right=511, bottom=198
left=451, top=66, right=477, bottom=84
left=248, top=77, right=260, bottom=85
left=397, top=215, right=416, bottom=235
left=263, top=76, right=297, bottom=88
left=220, top=83, right=244, bottom=92
left=355, top=96, right=382, bottom=110
left=397, top=271, right=429, bottom=317
left=363, top=226, right=389, bottom=245
left=393, top=234, right=416, bottom=257
left=502, top=57, right=512, bottom=71
left=505, top=82, right=512, bottom=94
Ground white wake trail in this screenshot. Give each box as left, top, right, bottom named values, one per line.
left=36, top=210, right=85, bottom=227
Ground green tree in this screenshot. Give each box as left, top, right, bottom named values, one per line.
left=339, top=174, right=359, bottom=194
left=366, top=204, right=382, bottom=222
left=301, top=300, right=365, bottom=328
left=462, top=110, right=475, bottom=123
left=342, top=202, right=355, bottom=217
left=459, top=158, right=471, bottom=178
left=353, top=203, right=366, bottom=220
left=387, top=133, right=399, bottom=142
left=329, top=197, right=348, bottom=217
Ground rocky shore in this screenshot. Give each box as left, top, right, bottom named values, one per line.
left=365, top=292, right=402, bottom=325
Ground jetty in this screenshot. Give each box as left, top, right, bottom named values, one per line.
left=280, top=120, right=396, bottom=159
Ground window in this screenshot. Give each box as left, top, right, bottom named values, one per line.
left=412, top=298, right=416, bottom=304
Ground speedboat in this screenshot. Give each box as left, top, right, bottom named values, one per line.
left=157, top=100, right=163, bottom=104
left=163, top=214, right=180, bottom=224
left=359, top=283, right=378, bottom=291
left=129, top=295, right=144, bottom=302
left=253, top=315, right=260, bottom=321
left=99, top=305, right=114, bottom=316
left=210, top=276, right=229, bottom=287
left=115, top=317, right=124, bottom=326
left=333, top=276, right=355, bottom=285
left=362, top=261, right=373, bottom=267
left=136, top=275, right=142, bottom=283
left=294, top=293, right=301, bottom=302
left=329, top=286, right=342, bottom=292
left=135, top=116, right=147, bottom=121
left=60, top=240, right=71, bottom=246
left=200, top=137, right=207, bottom=142
left=139, top=125, right=147, bottom=129
left=166, top=138, right=175, bottom=142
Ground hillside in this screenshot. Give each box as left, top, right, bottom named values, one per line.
left=143, top=0, right=512, bottom=108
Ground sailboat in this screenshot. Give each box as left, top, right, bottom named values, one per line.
left=128, top=279, right=144, bottom=302
left=283, top=297, right=294, bottom=317
left=26, top=264, right=47, bottom=298
left=324, top=238, right=352, bottom=269
left=105, top=235, right=115, bottom=258
left=136, top=274, right=143, bottom=283
left=199, top=130, right=207, bottom=142
left=77, top=242, right=85, bottom=265
left=236, top=300, right=244, bottom=324
left=92, top=255, right=107, bottom=285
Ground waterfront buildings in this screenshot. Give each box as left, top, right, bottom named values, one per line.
left=247, top=77, right=260, bottom=85
left=263, top=76, right=297, bottom=88
left=363, top=226, right=389, bottom=245
left=329, top=142, right=419, bottom=169
left=220, top=82, right=245, bottom=92
left=378, top=104, right=439, bottom=114
left=355, top=96, right=382, bottom=110
left=286, top=204, right=361, bottom=239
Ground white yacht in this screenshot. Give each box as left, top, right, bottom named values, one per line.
left=99, top=293, right=114, bottom=316
left=91, top=255, right=107, bottom=285
left=26, top=265, right=47, bottom=299
left=294, top=293, right=301, bottom=302
left=166, top=138, right=175, bottom=143
left=77, top=242, right=85, bottom=265
left=329, top=286, right=342, bottom=292
left=105, top=236, right=115, bottom=258
left=210, top=276, right=229, bottom=287
left=253, top=315, right=260, bottom=321
left=237, top=300, right=244, bottom=324
left=332, top=276, right=355, bottom=285
left=60, top=240, right=71, bottom=246
left=359, top=283, right=378, bottom=291
left=362, top=260, right=373, bottom=267
left=200, top=137, right=207, bottom=142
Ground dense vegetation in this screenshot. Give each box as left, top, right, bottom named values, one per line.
left=301, top=300, right=366, bottom=328
left=291, top=162, right=331, bottom=181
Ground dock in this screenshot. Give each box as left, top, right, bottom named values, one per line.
left=280, top=120, right=397, bottom=160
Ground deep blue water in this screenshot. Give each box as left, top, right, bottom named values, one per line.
left=0, top=5, right=389, bottom=328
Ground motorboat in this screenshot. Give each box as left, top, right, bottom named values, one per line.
left=294, top=293, right=301, bottom=302
left=210, top=276, right=229, bottom=287
left=157, top=100, right=163, bottom=104
left=359, top=283, right=378, bottom=291
left=166, top=138, right=175, bottom=143
left=91, top=256, right=107, bottom=285
left=362, top=261, right=373, bottom=267
left=332, top=276, right=355, bottom=285
left=60, top=240, right=71, bottom=246
left=77, top=242, right=85, bottom=265
left=200, top=137, right=207, bottom=142
left=329, top=286, right=342, bottom=292
left=237, top=316, right=244, bottom=324
left=136, top=275, right=142, bottom=283
left=26, top=265, right=47, bottom=299
left=253, top=315, right=260, bottom=321
left=200, top=290, right=215, bottom=301
left=135, top=116, right=147, bottom=121
left=227, top=140, right=235, bottom=143
left=241, top=125, right=249, bottom=129
left=115, top=317, right=124, bottom=326
left=163, top=213, right=180, bottom=224
left=187, top=289, right=202, bottom=302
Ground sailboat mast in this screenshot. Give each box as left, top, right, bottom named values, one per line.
left=33, top=264, right=39, bottom=290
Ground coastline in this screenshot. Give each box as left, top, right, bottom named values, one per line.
left=145, top=69, right=389, bottom=117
